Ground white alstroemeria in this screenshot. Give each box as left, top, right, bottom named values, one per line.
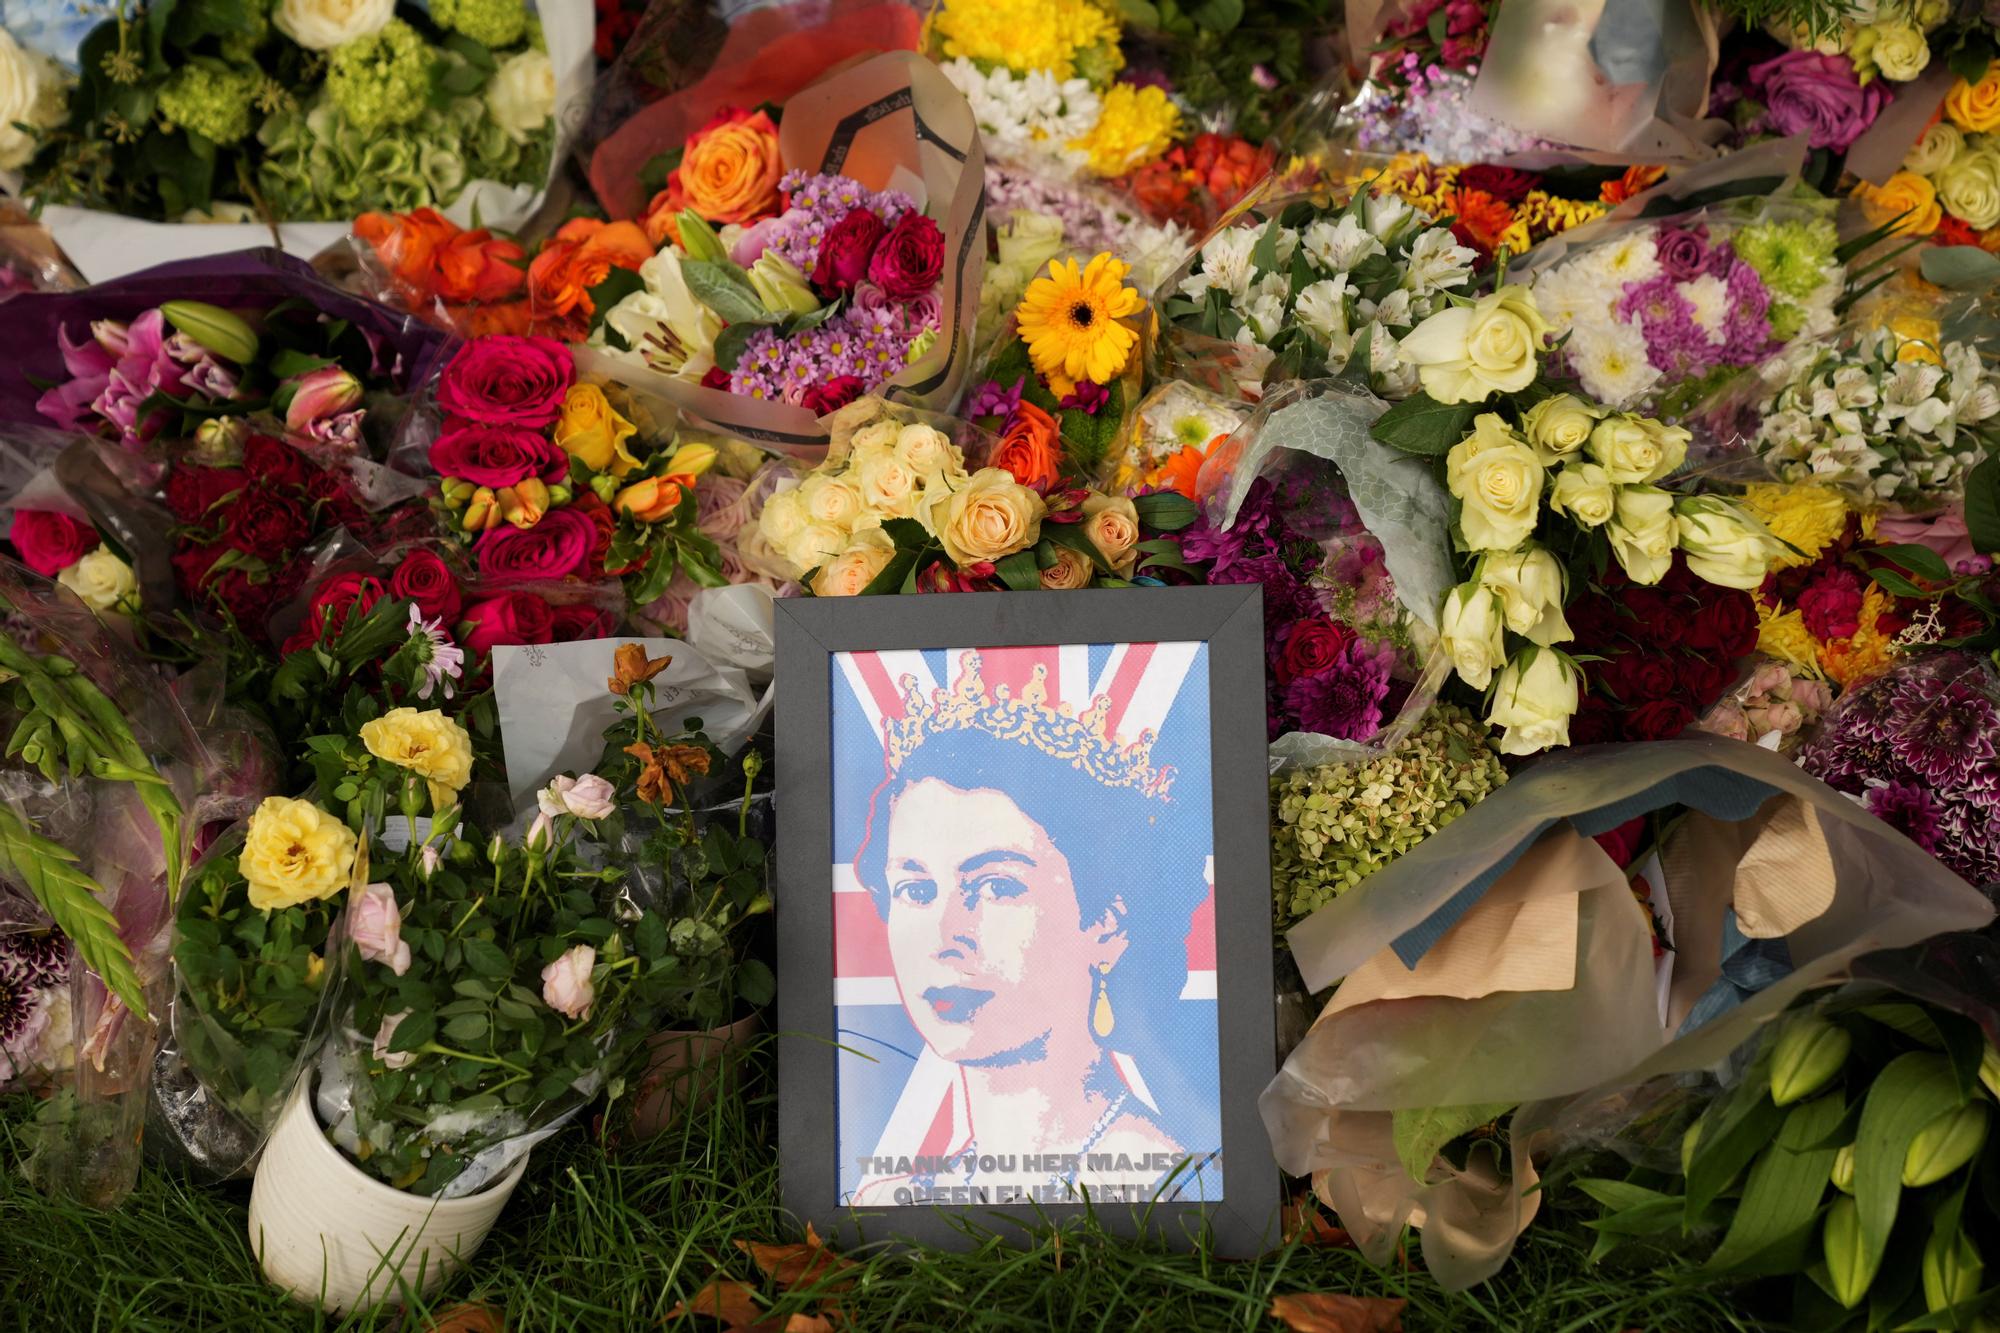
left=1183, top=227, right=1259, bottom=301
left=1294, top=276, right=1351, bottom=346
left=1302, top=214, right=1385, bottom=273
left=1403, top=227, right=1476, bottom=297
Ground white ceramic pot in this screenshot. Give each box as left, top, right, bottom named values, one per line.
left=247, top=1077, right=528, bottom=1312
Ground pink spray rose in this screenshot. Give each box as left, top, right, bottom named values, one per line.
left=541, top=944, right=596, bottom=1020
left=538, top=773, right=617, bottom=821
left=349, top=882, right=411, bottom=976
left=474, top=507, right=595, bottom=581
left=9, top=510, right=99, bottom=576
left=1749, top=52, right=1885, bottom=151
left=866, top=212, right=945, bottom=300
left=436, top=336, right=574, bottom=428
left=372, top=1011, right=417, bottom=1069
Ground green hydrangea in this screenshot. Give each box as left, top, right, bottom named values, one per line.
left=326, top=19, right=434, bottom=135
left=1734, top=218, right=1839, bottom=302
left=431, top=0, right=530, bottom=49
left=1270, top=705, right=1508, bottom=929
left=157, top=62, right=260, bottom=146
left=257, top=93, right=547, bottom=220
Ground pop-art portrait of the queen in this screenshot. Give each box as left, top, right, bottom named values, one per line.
left=829, top=642, right=1221, bottom=1208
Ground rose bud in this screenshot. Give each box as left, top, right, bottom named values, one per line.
left=281, top=366, right=364, bottom=433
left=614, top=474, right=690, bottom=523
left=193, top=414, right=249, bottom=462
left=663, top=441, right=718, bottom=478
left=499, top=478, right=550, bottom=528
left=462, top=486, right=502, bottom=532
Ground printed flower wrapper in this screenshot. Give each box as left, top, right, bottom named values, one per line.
left=1263, top=736, right=1997, bottom=1290
left=574, top=51, right=987, bottom=460
left=14, top=3, right=597, bottom=285
left=1189, top=379, right=1454, bottom=768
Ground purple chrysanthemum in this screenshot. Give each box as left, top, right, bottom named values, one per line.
left=1282, top=638, right=1395, bottom=740
left=0, top=969, right=34, bottom=1046
left=1865, top=781, right=1943, bottom=852
left=0, top=933, right=69, bottom=987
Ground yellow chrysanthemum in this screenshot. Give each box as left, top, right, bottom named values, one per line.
left=1820, top=586, right=1899, bottom=688
left=1740, top=482, right=1850, bottom=569
left=932, top=0, right=1120, bottom=80
left=1070, top=83, right=1179, bottom=176
left=1756, top=602, right=1822, bottom=671
left=1016, top=253, right=1144, bottom=385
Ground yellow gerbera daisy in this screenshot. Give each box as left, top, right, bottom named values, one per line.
left=1015, top=253, right=1144, bottom=386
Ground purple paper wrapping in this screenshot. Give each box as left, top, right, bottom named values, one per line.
left=0, top=249, right=457, bottom=428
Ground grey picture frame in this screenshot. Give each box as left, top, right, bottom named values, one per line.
left=773, top=585, right=1280, bottom=1258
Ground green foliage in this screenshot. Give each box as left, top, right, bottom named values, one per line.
left=1392, top=1102, right=1516, bottom=1182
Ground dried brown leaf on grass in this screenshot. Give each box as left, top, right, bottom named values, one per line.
left=665, top=1278, right=766, bottom=1326
left=1280, top=1194, right=1356, bottom=1250
left=1268, top=1292, right=1407, bottom=1333
left=735, top=1221, right=856, bottom=1292
left=424, top=1304, right=504, bottom=1333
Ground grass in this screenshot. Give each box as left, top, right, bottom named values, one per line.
left=1, top=1044, right=1782, bottom=1332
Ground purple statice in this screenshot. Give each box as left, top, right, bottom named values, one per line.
left=1282, top=637, right=1395, bottom=740
left=1865, top=781, right=1942, bottom=852
left=965, top=377, right=1025, bottom=418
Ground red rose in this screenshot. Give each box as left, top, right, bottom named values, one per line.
left=700, top=365, right=732, bottom=391
left=436, top=336, right=575, bottom=428
left=306, top=468, right=368, bottom=532
left=459, top=592, right=557, bottom=658
left=299, top=571, right=386, bottom=643
left=1592, top=817, right=1646, bottom=868
left=388, top=548, right=463, bottom=624
left=474, top=508, right=595, bottom=582
left=866, top=212, right=945, bottom=300
left=211, top=570, right=285, bottom=630
left=1685, top=589, right=1758, bottom=656
left=9, top=510, right=98, bottom=576
left=244, top=436, right=312, bottom=491
left=171, top=542, right=225, bottom=594
left=1597, top=652, right=1679, bottom=703
left=1683, top=655, right=1741, bottom=703
left=428, top=422, right=569, bottom=489
left=1274, top=618, right=1356, bottom=685
left=1625, top=698, right=1696, bottom=741
left=550, top=603, right=617, bottom=639
left=800, top=375, right=866, bottom=416
left=811, top=208, right=886, bottom=298
left=570, top=493, right=647, bottom=577
left=165, top=465, right=248, bottom=523
left=224, top=494, right=310, bottom=561
left=1617, top=588, right=1680, bottom=646
left=1569, top=694, right=1621, bottom=746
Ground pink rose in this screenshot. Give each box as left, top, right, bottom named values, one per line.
left=541, top=944, right=596, bottom=1020
left=429, top=422, right=569, bottom=489
left=1749, top=52, right=1885, bottom=151
left=458, top=591, right=557, bottom=658
left=1874, top=505, right=1978, bottom=574
left=1698, top=701, right=1752, bottom=741
left=372, top=1011, right=417, bottom=1069
left=349, top=882, right=411, bottom=976
left=9, top=510, right=99, bottom=576
left=474, top=507, right=595, bottom=582
left=866, top=212, right=945, bottom=300
left=538, top=773, right=616, bottom=821
left=436, top=336, right=574, bottom=428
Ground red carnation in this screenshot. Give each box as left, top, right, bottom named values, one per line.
left=224, top=494, right=310, bottom=562
left=1457, top=165, right=1539, bottom=204
left=1685, top=589, right=1759, bottom=657
left=165, top=465, right=248, bottom=524
left=244, top=436, right=312, bottom=491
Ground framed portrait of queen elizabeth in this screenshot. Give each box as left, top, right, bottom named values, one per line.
left=774, top=586, right=1279, bottom=1256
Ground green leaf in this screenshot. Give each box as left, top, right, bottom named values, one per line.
left=1852, top=1053, right=1966, bottom=1299
left=1041, top=521, right=1114, bottom=573
left=1575, top=1178, right=1681, bottom=1212
left=1875, top=544, right=1953, bottom=584
left=1702, top=1093, right=1845, bottom=1276
left=682, top=260, right=772, bottom=327
left=1392, top=1102, right=1514, bottom=1181
left=1948, top=37, right=1993, bottom=86
left=1187, top=0, right=1244, bottom=28
left=461, top=937, right=513, bottom=979
left=993, top=550, right=1042, bottom=592
left=1918, top=246, right=2000, bottom=292
left=0, top=807, right=147, bottom=1020
left=859, top=545, right=925, bottom=597
left=1249, top=214, right=1286, bottom=275
left=737, top=958, right=775, bottom=1007
left=1965, top=454, right=2000, bottom=556
left=1869, top=567, right=1925, bottom=599
left=1686, top=1074, right=1787, bottom=1224
left=388, top=1007, right=436, bottom=1054
left=1133, top=491, right=1198, bottom=532
left=586, top=266, right=647, bottom=328
left=711, top=321, right=758, bottom=374
left=444, top=1013, right=490, bottom=1042
left=1370, top=391, right=1476, bottom=457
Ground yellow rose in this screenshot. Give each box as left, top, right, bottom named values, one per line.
left=1855, top=170, right=1942, bottom=237
left=798, top=474, right=865, bottom=529
left=1946, top=70, right=2000, bottom=134
left=56, top=548, right=137, bottom=613
left=1446, top=414, right=1544, bottom=552
left=1587, top=414, right=1682, bottom=484
left=239, top=797, right=357, bottom=911
left=1905, top=121, right=1963, bottom=176
left=1081, top=494, right=1141, bottom=577
left=1478, top=545, right=1571, bottom=645
left=1039, top=544, right=1094, bottom=590
left=783, top=521, right=848, bottom=575
left=810, top=529, right=898, bottom=597
left=1675, top=496, right=1784, bottom=590
left=894, top=422, right=960, bottom=478
left=554, top=383, right=640, bottom=477
left=1608, top=486, right=1677, bottom=584
left=1437, top=581, right=1506, bottom=689
left=1521, top=392, right=1602, bottom=465
left=1486, top=647, right=1580, bottom=756
left=1399, top=285, right=1551, bottom=404
left=1869, top=23, right=1930, bottom=81
left=359, top=707, right=475, bottom=810
left=920, top=468, right=1047, bottom=566
left=1549, top=461, right=1616, bottom=528
left=1936, top=149, right=2000, bottom=230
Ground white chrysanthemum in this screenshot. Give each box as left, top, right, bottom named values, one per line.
left=941, top=59, right=1097, bottom=172
left=1403, top=227, right=1476, bottom=298
left=1138, top=382, right=1245, bottom=454
left=1568, top=316, right=1660, bottom=407
left=1183, top=227, right=1259, bottom=301
left=1294, top=276, right=1351, bottom=346
left=1683, top=273, right=1730, bottom=345
left=1599, top=232, right=1663, bottom=286
left=1301, top=214, right=1386, bottom=274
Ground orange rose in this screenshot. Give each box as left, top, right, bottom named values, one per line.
left=357, top=209, right=527, bottom=306
left=641, top=107, right=783, bottom=245
left=613, top=473, right=696, bottom=523
left=527, top=218, right=653, bottom=333
left=991, top=401, right=1062, bottom=492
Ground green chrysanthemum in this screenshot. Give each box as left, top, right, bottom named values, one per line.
left=1734, top=218, right=1839, bottom=301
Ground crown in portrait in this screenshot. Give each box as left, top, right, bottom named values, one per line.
left=882, top=651, right=1175, bottom=799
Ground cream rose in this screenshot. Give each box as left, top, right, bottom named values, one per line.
left=1446, top=414, right=1545, bottom=552
left=921, top=468, right=1047, bottom=566
left=799, top=474, right=865, bottom=529
left=1521, top=393, right=1602, bottom=465
left=1869, top=23, right=1930, bottom=81
left=1478, top=545, right=1572, bottom=646
left=1039, top=544, right=1094, bottom=590
left=1936, top=148, right=2000, bottom=230
left=273, top=0, right=395, bottom=50
left=57, top=548, right=137, bottom=613
left=846, top=419, right=901, bottom=462
left=757, top=488, right=807, bottom=547
left=0, top=31, right=66, bottom=171
left=1437, top=582, right=1507, bottom=689
left=1487, top=648, right=1580, bottom=756
left=1549, top=462, right=1616, bottom=528
left=855, top=450, right=922, bottom=519
left=895, top=422, right=962, bottom=480
left=487, top=50, right=557, bottom=144
left=1905, top=122, right=1964, bottom=177
left=811, top=529, right=898, bottom=597
left=1399, top=285, right=1551, bottom=403
left=784, top=521, right=848, bottom=575
left=1675, top=496, right=1784, bottom=590
left=1081, top=494, right=1141, bottom=577
left=1607, top=486, right=1677, bottom=584
left=1588, top=414, right=1684, bottom=484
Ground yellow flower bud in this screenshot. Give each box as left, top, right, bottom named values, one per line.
left=462, top=486, right=501, bottom=532
left=663, top=441, right=718, bottom=479
left=499, top=478, right=549, bottom=528
left=1980, top=1043, right=1999, bottom=1103
left=1904, top=1102, right=1989, bottom=1187
left=1771, top=1018, right=1851, bottom=1106
left=1824, top=1195, right=1874, bottom=1308
left=440, top=476, right=476, bottom=505
left=1924, top=1227, right=1983, bottom=1314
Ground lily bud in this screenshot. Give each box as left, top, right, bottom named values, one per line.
left=281, top=365, right=363, bottom=434
left=499, top=478, right=549, bottom=528
left=663, top=441, right=718, bottom=479
left=159, top=300, right=259, bottom=365
left=1771, top=1018, right=1851, bottom=1106
left=1924, top=1227, right=1983, bottom=1314
left=461, top=487, right=502, bottom=532
left=748, top=252, right=820, bottom=316
left=1830, top=1143, right=1855, bottom=1194
left=1681, top=1119, right=1703, bottom=1177
left=1980, top=1043, right=2000, bottom=1103
left=440, top=477, right=477, bottom=506
left=305, top=953, right=326, bottom=986
left=192, top=414, right=249, bottom=463
left=1824, top=1195, right=1873, bottom=1308
left=677, top=211, right=728, bottom=264
left=1904, top=1101, right=1989, bottom=1187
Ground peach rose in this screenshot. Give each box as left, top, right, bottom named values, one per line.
left=811, top=529, right=898, bottom=597
left=614, top=473, right=694, bottom=523
left=1081, top=493, right=1141, bottom=577
left=643, top=107, right=783, bottom=245
left=921, top=468, right=1047, bottom=565
left=992, top=401, right=1063, bottom=492
left=1039, top=544, right=1093, bottom=589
